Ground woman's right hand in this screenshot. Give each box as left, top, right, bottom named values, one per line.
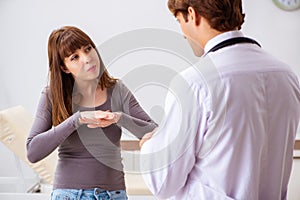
left=79, top=110, right=119, bottom=128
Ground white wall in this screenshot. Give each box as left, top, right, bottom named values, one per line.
left=0, top=0, right=300, bottom=192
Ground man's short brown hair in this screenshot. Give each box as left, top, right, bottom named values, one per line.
left=168, top=0, right=245, bottom=31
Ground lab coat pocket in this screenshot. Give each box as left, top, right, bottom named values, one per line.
left=187, top=181, right=235, bottom=200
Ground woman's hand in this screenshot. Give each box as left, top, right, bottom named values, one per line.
left=139, top=127, right=158, bottom=148
left=79, top=110, right=121, bottom=128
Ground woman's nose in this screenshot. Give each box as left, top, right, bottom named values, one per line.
left=82, top=54, right=90, bottom=64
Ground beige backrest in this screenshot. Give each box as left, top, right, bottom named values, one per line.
left=0, top=106, right=57, bottom=184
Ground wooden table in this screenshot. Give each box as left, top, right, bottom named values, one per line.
left=295, top=140, right=300, bottom=150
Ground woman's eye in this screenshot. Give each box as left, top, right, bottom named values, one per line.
left=85, top=46, right=92, bottom=52
left=70, top=55, right=79, bottom=61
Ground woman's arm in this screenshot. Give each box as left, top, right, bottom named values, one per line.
left=26, top=88, right=81, bottom=163
left=115, top=81, right=158, bottom=139
left=79, top=81, right=158, bottom=138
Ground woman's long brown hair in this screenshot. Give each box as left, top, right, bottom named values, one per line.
left=47, top=26, right=117, bottom=126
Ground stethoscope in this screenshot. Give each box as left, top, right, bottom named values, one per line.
left=206, top=37, right=261, bottom=55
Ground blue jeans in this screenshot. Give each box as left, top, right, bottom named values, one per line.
left=51, top=188, right=127, bottom=200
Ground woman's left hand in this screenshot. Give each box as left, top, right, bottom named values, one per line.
left=139, top=127, right=158, bottom=148
left=80, top=110, right=121, bottom=128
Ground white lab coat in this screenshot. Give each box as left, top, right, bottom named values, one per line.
left=140, top=31, right=300, bottom=200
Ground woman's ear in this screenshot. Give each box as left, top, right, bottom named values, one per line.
left=60, top=65, right=70, bottom=74
left=187, top=6, right=200, bottom=26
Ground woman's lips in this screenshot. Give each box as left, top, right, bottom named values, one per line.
left=87, top=65, right=96, bottom=72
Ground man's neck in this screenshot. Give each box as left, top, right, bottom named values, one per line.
left=197, top=17, right=223, bottom=48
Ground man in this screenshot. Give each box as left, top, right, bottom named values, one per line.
left=140, top=0, right=300, bottom=199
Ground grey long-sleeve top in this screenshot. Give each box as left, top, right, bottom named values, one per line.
left=26, top=80, right=157, bottom=190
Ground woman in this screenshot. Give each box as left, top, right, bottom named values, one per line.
left=26, top=26, right=157, bottom=200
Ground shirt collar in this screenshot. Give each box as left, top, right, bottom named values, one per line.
left=204, top=30, right=245, bottom=56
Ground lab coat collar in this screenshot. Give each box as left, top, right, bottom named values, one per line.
left=203, top=30, right=245, bottom=56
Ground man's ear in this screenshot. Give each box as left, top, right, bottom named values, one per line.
left=60, top=65, right=70, bottom=74
left=187, top=6, right=200, bottom=26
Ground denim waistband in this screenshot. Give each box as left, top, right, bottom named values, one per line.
left=51, top=188, right=127, bottom=200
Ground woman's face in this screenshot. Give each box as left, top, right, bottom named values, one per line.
left=63, top=44, right=100, bottom=81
